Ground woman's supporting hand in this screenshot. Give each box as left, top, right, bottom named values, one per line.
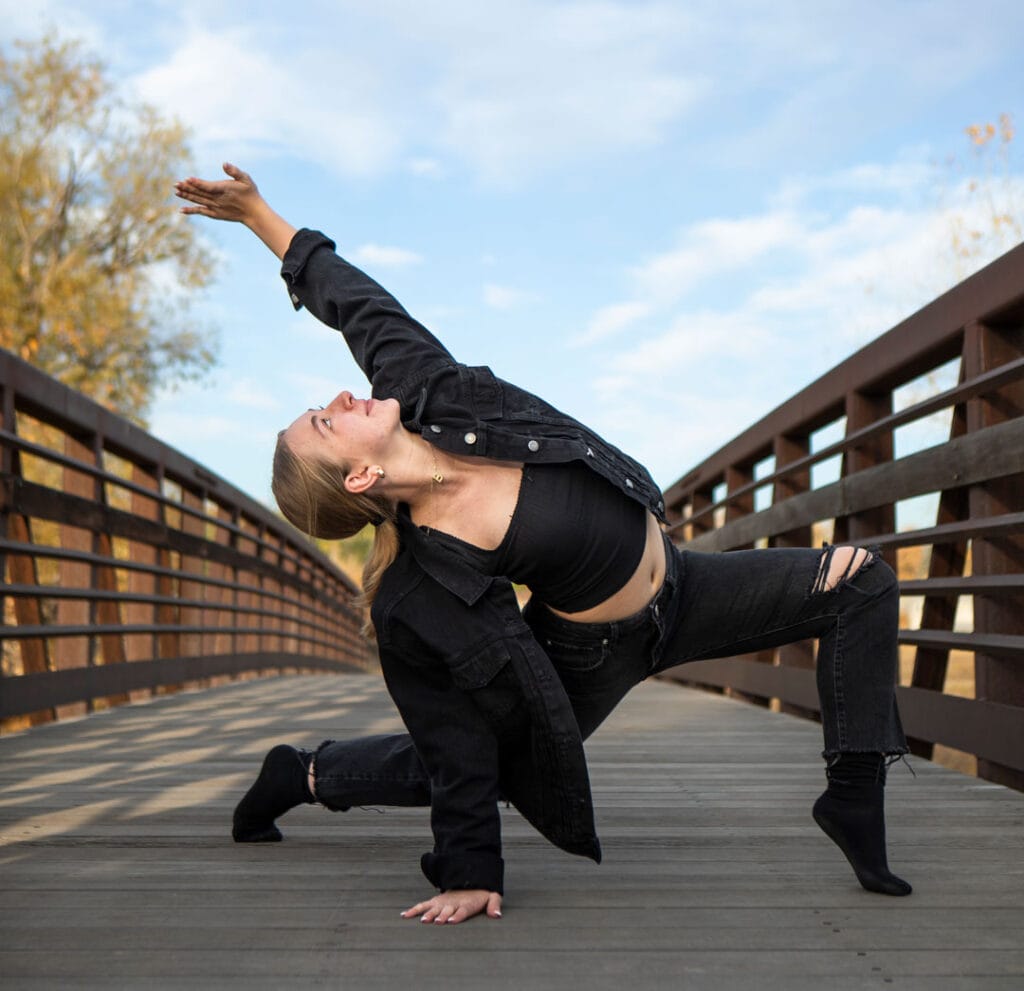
left=401, top=889, right=503, bottom=925
left=175, top=163, right=297, bottom=260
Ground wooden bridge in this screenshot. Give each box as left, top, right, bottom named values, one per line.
left=2, top=242, right=1023, bottom=988
left=2, top=674, right=1023, bottom=989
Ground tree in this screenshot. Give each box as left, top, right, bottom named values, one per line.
left=946, top=113, right=1022, bottom=279
left=0, top=35, right=216, bottom=424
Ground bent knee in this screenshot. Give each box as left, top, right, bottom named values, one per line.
left=812, top=545, right=874, bottom=594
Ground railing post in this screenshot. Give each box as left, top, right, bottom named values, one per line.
left=210, top=502, right=235, bottom=679
left=908, top=352, right=970, bottom=759
left=772, top=432, right=816, bottom=719
left=56, top=431, right=96, bottom=719
left=724, top=462, right=772, bottom=708
left=2, top=391, right=51, bottom=725
left=834, top=388, right=895, bottom=562
left=689, top=486, right=715, bottom=541
left=125, top=460, right=161, bottom=702
left=1, top=395, right=51, bottom=720
left=179, top=486, right=207, bottom=691
left=964, top=320, right=1024, bottom=790
left=92, top=433, right=128, bottom=702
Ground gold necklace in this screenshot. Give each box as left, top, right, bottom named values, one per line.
left=427, top=447, right=444, bottom=531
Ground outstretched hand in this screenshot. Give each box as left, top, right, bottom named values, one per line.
left=175, top=163, right=297, bottom=260
left=174, top=162, right=263, bottom=224
left=401, top=889, right=503, bottom=925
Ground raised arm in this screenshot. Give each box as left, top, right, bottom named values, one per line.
left=175, top=164, right=454, bottom=398
left=175, top=163, right=296, bottom=259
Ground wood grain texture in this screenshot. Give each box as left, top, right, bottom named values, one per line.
left=2, top=674, right=1023, bottom=990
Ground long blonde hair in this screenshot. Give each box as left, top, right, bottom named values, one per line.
left=272, top=433, right=399, bottom=638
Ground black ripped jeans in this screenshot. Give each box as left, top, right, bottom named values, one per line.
left=310, top=540, right=907, bottom=811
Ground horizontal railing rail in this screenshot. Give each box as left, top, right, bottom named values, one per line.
left=661, top=241, right=1024, bottom=790
left=1, top=351, right=374, bottom=729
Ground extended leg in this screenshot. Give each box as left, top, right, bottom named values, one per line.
left=654, top=543, right=910, bottom=894
left=813, top=753, right=911, bottom=895
left=808, top=547, right=911, bottom=895
left=233, top=733, right=430, bottom=843
left=309, top=733, right=432, bottom=811
left=233, top=744, right=316, bottom=842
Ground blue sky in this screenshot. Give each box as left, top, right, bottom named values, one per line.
left=3, top=1, right=1023, bottom=506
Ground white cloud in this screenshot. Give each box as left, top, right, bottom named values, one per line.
left=122, top=2, right=706, bottom=185
left=772, top=160, right=934, bottom=209
left=132, top=28, right=401, bottom=177
left=349, top=244, right=424, bottom=269
left=9, top=0, right=1024, bottom=194
left=573, top=211, right=806, bottom=348
left=285, top=371, right=346, bottom=406
left=633, top=212, right=807, bottom=304
left=422, top=1, right=704, bottom=182
left=407, top=157, right=445, bottom=179
left=224, top=379, right=281, bottom=412
left=0, top=0, right=104, bottom=47
left=483, top=283, right=539, bottom=309
left=580, top=157, right=1024, bottom=486
left=151, top=410, right=239, bottom=442
left=573, top=301, right=652, bottom=347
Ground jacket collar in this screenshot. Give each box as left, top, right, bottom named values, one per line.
left=396, top=508, right=494, bottom=606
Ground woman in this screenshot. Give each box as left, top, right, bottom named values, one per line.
left=175, top=164, right=912, bottom=925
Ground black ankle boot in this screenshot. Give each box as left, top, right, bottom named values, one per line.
left=232, top=744, right=315, bottom=843
left=812, top=753, right=912, bottom=896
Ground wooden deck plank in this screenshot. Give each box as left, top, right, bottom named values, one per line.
left=2, top=673, right=1023, bottom=990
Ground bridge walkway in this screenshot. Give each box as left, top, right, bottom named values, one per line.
left=2, top=674, right=1022, bottom=990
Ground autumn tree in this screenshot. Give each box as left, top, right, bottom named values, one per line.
left=946, top=113, right=1022, bottom=278
left=0, top=34, right=216, bottom=424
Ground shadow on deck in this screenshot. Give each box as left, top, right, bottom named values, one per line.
left=2, top=674, right=1022, bottom=990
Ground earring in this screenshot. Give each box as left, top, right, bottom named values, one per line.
left=375, top=468, right=385, bottom=478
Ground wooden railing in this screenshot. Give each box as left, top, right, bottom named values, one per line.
left=1, top=352, right=374, bottom=730
left=660, top=243, right=1024, bottom=790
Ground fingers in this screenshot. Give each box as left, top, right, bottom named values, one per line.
left=400, top=892, right=502, bottom=925
left=222, top=161, right=251, bottom=183
left=400, top=900, right=431, bottom=919
left=487, top=891, right=503, bottom=918
left=176, top=177, right=223, bottom=196
left=175, top=188, right=213, bottom=208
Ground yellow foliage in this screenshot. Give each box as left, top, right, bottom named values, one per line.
left=0, top=34, right=217, bottom=425
left=945, top=113, right=1022, bottom=279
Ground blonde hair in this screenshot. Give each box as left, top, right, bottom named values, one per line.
left=272, top=433, right=399, bottom=638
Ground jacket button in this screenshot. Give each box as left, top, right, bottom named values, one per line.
left=527, top=440, right=540, bottom=452
left=430, top=424, right=442, bottom=434
left=464, top=432, right=477, bottom=445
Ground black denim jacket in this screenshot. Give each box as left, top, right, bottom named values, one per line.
left=281, top=230, right=667, bottom=894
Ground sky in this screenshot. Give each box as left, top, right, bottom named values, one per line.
left=3, top=1, right=1023, bottom=509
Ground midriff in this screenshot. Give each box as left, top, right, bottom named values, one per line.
left=546, top=512, right=666, bottom=624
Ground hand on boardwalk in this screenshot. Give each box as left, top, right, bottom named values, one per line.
left=401, top=889, right=502, bottom=925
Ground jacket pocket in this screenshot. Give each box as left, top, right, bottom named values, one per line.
left=448, top=639, right=523, bottom=729
left=448, top=638, right=512, bottom=690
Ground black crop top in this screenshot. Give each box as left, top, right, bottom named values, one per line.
left=428, top=460, right=648, bottom=612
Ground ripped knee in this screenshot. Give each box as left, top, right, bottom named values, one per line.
left=811, top=545, right=872, bottom=595
left=308, top=757, right=318, bottom=803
